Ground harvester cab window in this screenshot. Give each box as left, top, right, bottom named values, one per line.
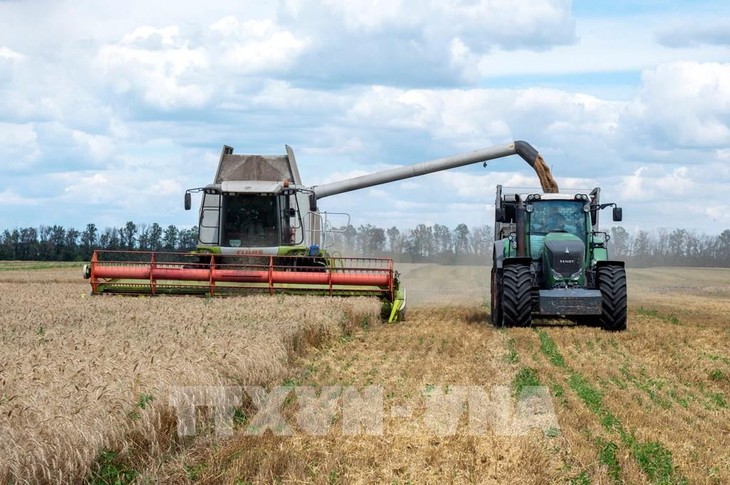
left=222, top=194, right=280, bottom=247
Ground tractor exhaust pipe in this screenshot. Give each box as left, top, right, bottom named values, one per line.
left=515, top=195, right=527, bottom=258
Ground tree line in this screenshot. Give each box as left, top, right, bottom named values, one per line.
left=0, top=223, right=198, bottom=262
left=1, top=222, right=728, bottom=267
left=328, top=224, right=730, bottom=267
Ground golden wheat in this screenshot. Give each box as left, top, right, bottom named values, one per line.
left=0, top=267, right=380, bottom=483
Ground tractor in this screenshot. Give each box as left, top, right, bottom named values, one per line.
left=490, top=186, right=627, bottom=330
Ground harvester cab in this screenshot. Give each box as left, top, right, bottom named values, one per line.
left=491, top=185, right=627, bottom=331
left=184, top=145, right=327, bottom=260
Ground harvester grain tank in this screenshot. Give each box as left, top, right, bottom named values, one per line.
left=84, top=140, right=566, bottom=323
left=490, top=186, right=627, bottom=330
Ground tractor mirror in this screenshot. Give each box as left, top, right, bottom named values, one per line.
left=613, top=207, right=622, bottom=222
left=184, top=192, right=191, bottom=210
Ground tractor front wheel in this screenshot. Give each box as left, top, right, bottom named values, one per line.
left=597, top=265, right=627, bottom=331
left=502, top=264, right=532, bottom=327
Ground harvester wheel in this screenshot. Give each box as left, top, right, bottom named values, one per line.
left=597, top=265, right=627, bottom=331
left=490, top=267, right=503, bottom=327
left=502, top=264, right=532, bottom=327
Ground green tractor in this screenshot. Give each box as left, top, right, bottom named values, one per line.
left=490, top=186, right=627, bottom=331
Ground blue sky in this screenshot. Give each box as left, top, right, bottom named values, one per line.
left=0, top=0, right=729, bottom=235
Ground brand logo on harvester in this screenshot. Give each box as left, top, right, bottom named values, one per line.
left=559, top=259, right=575, bottom=264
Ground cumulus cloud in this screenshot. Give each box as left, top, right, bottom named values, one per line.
left=0, top=46, right=23, bottom=61
left=623, top=61, right=730, bottom=148
left=619, top=166, right=696, bottom=201
left=282, top=0, right=576, bottom=86
left=209, top=16, right=310, bottom=74
left=96, top=25, right=212, bottom=110
left=0, top=122, right=40, bottom=170
left=656, top=20, right=730, bottom=48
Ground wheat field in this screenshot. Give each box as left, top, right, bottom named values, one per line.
left=0, top=265, right=380, bottom=483
left=1, top=263, right=728, bottom=483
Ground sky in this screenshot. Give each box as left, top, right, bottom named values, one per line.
left=1, top=0, right=729, bottom=236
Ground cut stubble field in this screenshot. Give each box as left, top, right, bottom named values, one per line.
left=1, top=263, right=728, bottom=483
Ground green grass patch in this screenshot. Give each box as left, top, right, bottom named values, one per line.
left=537, top=330, right=567, bottom=368
left=596, top=438, right=622, bottom=484
left=621, top=434, right=687, bottom=485
left=569, top=471, right=591, bottom=485
left=87, top=450, right=138, bottom=485
left=702, top=352, right=730, bottom=365
left=708, top=369, right=727, bottom=382
left=568, top=373, right=621, bottom=431
left=512, top=367, right=541, bottom=397
left=619, top=365, right=672, bottom=409
left=706, top=392, right=727, bottom=409
left=504, top=337, right=519, bottom=364
left=636, top=307, right=683, bottom=325
left=0, top=261, right=82, bottom=271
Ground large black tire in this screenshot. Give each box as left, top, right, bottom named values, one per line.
left=597, top=265, right=627, bottom=331
left=490, top=267, right=503, bottom=327
left=502, top=265, right=532, bottom=327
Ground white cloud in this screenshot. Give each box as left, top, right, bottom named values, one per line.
left=626, top=61, right=730, bottom=147
left=210, top=17, right=310, bottom=73
left=0, top=46, right=24, bottom=61
left=0, top=122, right=40, bottom=170
left=71, top=131, right=116, bottom=164
left=96, top=25, right=211, bottom=110
left=619, top=166, right=696, bottom=201
left=0, top=188, right=39, bottom=206
left=656, top=20, right=730, bottom=48
left=151, top=178, right=183, bottom=196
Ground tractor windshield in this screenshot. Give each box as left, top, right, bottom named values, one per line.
left=529, top=200, right=587, bottom=240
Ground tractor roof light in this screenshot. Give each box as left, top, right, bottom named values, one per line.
left=574, top=193, right=589, bottom=201
left=526, top=193, right=541, bottom=202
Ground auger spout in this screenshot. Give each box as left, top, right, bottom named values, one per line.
left=312, top=140, right=555, bottom=200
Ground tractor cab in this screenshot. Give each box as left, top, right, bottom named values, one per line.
left=524, top=194, right=592, bottom=289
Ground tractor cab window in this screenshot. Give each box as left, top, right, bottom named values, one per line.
left=529, top=201, right=586, bottom=239
left=222, top=194, right=280, bottom=247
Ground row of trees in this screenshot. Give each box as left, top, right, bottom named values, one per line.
left=1, top=221, right=728, bottom=267
left=0, top=222, right=198, bottom=262
left=328, top=224, right=730, bottom=267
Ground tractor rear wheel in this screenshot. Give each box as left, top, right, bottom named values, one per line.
left=490, top=267, right=503, bottom=327
left=597, top=265, right=627, bottom=331
left=502, top=264, right=532, bottom=327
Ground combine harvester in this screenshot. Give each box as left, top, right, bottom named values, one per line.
left=85, top=140, right=625, bottom=325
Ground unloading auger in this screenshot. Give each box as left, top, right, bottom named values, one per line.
left=84, top=141, right=545, bottom=322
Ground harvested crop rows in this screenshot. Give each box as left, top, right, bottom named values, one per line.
left=1, top=264, right=728, bottom=483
